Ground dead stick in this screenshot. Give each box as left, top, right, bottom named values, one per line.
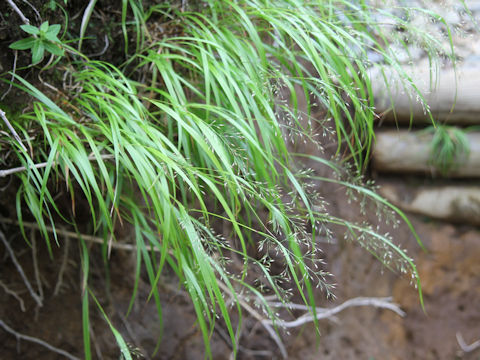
left=0, top=154, right=115, bottom=178
left=0, top=109, right=27, bottom=153
left=0, top=217, right=161, bottom=253
left=1, top=50, right=17, bottom=101
left=0, top=230, right=43, bottom=307
left=264, top=296, right=405, bottom=328
left=0, top=319, right=80, bottom=360
left=0, top=279, right=26, bottom=311
left=456, top=332, right=480, bottom=353
left=6, top=0, right=30, bottom=24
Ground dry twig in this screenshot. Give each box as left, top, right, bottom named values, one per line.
left=87, top=34, right=110, bottom=57
left=0, top=217, right=161, bottom=253
left=219, top=280, right=406, bottom=359
left=0, top=279, right=26, bottom=311
left=264, top=297, right=405, bottom=328
left=6, top=0, right=30, bottom=24
left=1, top=50, right=18, bottom=101
left=456, top=332, right=480, bottom=353
left=0, top=229, right=43, bottom=307
left=21, top=0, right=41, bottom=22
left=0, top=109, right=28, bottom=153
left=0, top=154, right=115, bottom=177
left=0, top=319, right=80, bottom=360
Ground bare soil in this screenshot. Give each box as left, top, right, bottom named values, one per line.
left=2, top=163, right=480, bottom=360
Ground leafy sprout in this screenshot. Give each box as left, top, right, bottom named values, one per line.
left=9, top=21, right=64, bottom=64
left=429, top=125, right=470, bottom=175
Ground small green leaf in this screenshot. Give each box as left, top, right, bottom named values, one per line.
left=47, top=0, right=57, bottom=11
left=43, top=41, right=64, bottom=56
left=9, top=37, right=36, bottom=50
left=20, top=24, right=39, bottom=35
left=45, top=24, right=61, bottom=38
left=40, top=21, right=49, bottom=33
left=44, top=32, right=60, bottom=43
left=31, top=41, right=45, bottom=64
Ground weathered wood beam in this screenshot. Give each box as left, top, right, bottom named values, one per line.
left=371, top=63, right=480, bottom=125
left=372, top=130, right=480, bottom=177
left=379, top=183, right=480, bottom=226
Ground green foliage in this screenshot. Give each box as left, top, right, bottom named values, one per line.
left=78, top=0, right=146, bottom=55
left=9, top=21, right=64, bottom=64
left=1, top=0, right=452, bottom=357
left=78, top=0, right=97, bottom=52
left=429, top=125, right=470, bottom=175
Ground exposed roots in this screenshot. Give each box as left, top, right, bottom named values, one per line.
left=0, top=319, right=80, bottom=360
left=0, top=229, right=43, bottom=307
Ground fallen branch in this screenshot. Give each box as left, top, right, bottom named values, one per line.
left=456, top=332, right=480, bottom=353
left=0, top=217, right=161, bottom=253
left=0, top=154, right=115, bottom=177
left=218, top=280, right=406, bottom=358
left=0, top=319, right=80, bottom=360
left=264, top=297, right=405, bottom=328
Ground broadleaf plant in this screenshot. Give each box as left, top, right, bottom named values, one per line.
left=9, top=21, right=64, bottom=64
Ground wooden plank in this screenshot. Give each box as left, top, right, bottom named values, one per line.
left=371, top=62, right=480, bottom=125
left=379, top=183, right=480, bottom=226
left=372, top=130, right=480, bottom=177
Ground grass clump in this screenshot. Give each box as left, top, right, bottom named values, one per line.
left=0, top=0, right=453, bottom=358
left=428, top=125, right=470, bottom=175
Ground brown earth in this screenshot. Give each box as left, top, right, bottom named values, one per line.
left=2, top=162, right=480, bottom=360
